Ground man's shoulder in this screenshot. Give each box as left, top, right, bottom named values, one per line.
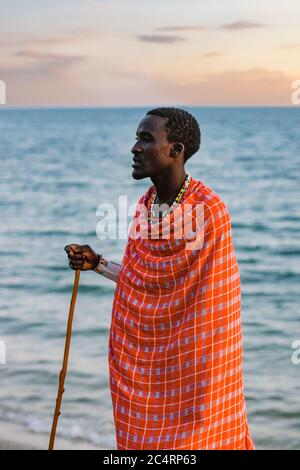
left=192, top=179, right=230, bottom=218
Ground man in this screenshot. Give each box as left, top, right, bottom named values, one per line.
left=65, top=107, right=254, bottom=450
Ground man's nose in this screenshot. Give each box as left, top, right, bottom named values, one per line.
left=131, top=142, right=142, bottom=154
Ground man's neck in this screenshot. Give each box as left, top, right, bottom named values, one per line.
left=151, top=169, right=187, bottom=206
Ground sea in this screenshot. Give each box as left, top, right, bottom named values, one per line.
left=0, top=107, right=299, bottom=449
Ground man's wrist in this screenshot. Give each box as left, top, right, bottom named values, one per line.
left=93, top=253, right=103, bottom=272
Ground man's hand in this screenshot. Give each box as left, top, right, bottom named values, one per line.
left=64, top=244, right=100, bottom=271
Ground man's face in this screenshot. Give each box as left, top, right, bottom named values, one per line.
left=131, top=114, right=175, bottom=180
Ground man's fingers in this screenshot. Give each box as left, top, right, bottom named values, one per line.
left=65, top=244, right=83, bottom=256
left=69, top=259, right=83, bottom=269
left=65, top=244, right=78, bottom=252
left=70, top=265, right=82, bottom=271
left=69, top=244, right=79, bottom=251
left=68, top=254, right=83, bottom=260
left=71, top=244, right=87, bottom=253
left=65, top=244, right=90, bottom=252
left=65, top=244, right=91, bottom=271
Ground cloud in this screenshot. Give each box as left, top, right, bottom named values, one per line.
left=1, top=66, right=295, bottom=107
left=136, top=34, right=186, bottom=44
left=155, top=25, right=210, bottom=32
left=153, top=68, right=294, bottom=105
left=221, top=21, right=266, bottom=30
left=0, top=29, right=100, bottom=78
left=2, top=49, right=85, bottom=75
left=0, top=29, right=102, bottom=52
left=282, top=43, right=300, bottom=49
left=153, top=20, right=266, bottom=34
left=202, top=52, right=224, bottom=58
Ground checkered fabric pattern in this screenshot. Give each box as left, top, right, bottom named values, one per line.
left=108, top=176, right=255, bottom=450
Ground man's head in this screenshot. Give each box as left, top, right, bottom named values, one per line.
left=131, top=107, right=201, bottom=180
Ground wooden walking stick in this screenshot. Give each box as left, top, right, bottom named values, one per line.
left=48, top=269, right=81, bottom=450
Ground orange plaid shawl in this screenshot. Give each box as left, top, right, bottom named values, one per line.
left=109, top=176, right=255, bottom=450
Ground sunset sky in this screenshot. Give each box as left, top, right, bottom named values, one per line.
left=1, top=0, right=300, bottom=106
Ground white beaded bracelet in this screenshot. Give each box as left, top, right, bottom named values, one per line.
left=93, top=254, right=105, bottom=274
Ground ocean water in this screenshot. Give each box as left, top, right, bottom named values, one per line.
left=0, top=107, right=299, bottom=450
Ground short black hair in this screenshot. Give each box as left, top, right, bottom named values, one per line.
left=146, top=107, right=201, bottom=163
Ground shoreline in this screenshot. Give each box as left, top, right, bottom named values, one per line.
left=0, top=420, right=111, bottom=450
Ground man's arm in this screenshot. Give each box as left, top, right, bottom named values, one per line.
left=93, top=256, right=121, bottom=283
left=64, top=244, right=121, bottom=282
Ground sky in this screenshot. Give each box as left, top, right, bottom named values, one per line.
left=0, top=0, right=300, bottom=106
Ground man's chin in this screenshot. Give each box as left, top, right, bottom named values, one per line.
left=132, top=168, right=147, bottom=180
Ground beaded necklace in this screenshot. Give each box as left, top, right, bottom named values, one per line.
left=148, top=174, right=192, bottom=225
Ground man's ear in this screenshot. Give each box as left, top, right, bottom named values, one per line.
left=171, top=143, right=184, bottom=156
